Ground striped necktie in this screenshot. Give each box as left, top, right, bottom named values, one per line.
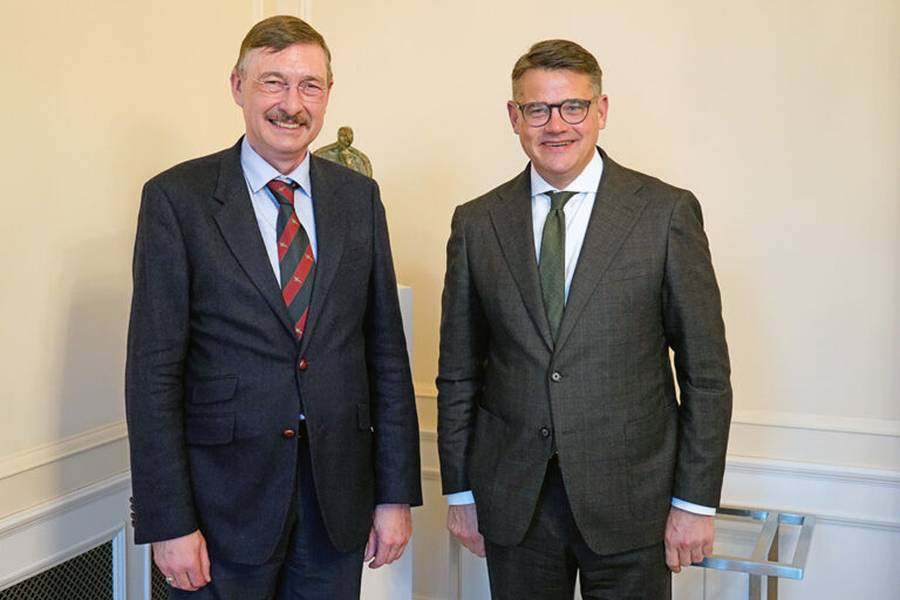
left=267, top=179, right=316, bottom=339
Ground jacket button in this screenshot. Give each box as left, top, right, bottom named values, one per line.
left=297, top=358, right=309, bottom=371
left=540, top=427, right=551, bottom=438
left=282, top=428, right=296, bottom=439
left=550, top=371, right=562, bottom=382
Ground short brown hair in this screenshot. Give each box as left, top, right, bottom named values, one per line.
left=511, top=39, right=602, bottom=99
left=235, top=15, right=332, bottom=82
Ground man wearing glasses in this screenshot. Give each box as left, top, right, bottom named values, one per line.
left=437, top=40, right=732, bottom=598
left=126, top=16, right=421, bottom=599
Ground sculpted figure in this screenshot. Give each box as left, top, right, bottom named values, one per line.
left=314, top=126, right=373, bottom=177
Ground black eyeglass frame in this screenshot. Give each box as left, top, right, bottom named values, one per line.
left=515, top=97, right=596, bottom=127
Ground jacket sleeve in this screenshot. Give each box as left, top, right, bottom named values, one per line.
left=663, top=191, right=733, bottom=508
left=125, top=179, right=198, bottom=543
left=364, top=181, right=423, bottom=506
left=436, top=206, right=489, bottom=494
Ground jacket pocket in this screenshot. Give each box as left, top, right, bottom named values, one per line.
left=191, top=375, right=238, bottom=405
left=185, top=413, right=235, bottom=445
left=604, top=260, right=650, bottom=282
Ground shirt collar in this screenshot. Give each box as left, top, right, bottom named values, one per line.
left=240, top=136, right=312, bottom=197
left=530, top=147, right=604, bottom=197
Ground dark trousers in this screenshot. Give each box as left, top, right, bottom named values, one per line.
left=485, top=457, right=671, bottom=600
left=170, top=424, right=365, bottom=600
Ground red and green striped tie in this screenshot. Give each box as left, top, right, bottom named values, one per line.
left=267, top=179, right=316, bottom=339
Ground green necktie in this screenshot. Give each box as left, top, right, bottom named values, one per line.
left=539, top=191, right=576, bottom=343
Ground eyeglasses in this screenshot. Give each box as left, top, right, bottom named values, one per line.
left=515, top=98, right=595, bottom=127
left=255, top=78, right=327, bottom=100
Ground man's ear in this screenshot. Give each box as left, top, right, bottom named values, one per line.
left=595, top=95, right=609, bottom=130
left=230, top=69, right=244, bottom=107
left=507, top=101, right=521, bottom=134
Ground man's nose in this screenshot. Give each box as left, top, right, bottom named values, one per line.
left=279, top=87, right=307, bottom=114
left=544, top=106, right=568, bottom=132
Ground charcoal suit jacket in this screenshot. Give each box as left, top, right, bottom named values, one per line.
left=126, top=138, right=422, bottom=565
left=437, top=149, right=732, bottom=554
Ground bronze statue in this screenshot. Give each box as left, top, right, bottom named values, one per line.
left=314, top=126, right=373, bottom=177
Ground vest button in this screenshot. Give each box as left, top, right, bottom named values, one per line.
left=550, top=371, right=562, bottom=382
left=540, top=427, right=551, bottom=438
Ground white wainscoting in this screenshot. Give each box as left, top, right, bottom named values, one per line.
left=0, top=467, right=414, bottom=600
left=2, top=413, right=895, bottom=599
left=0, top=471, right=146, bottom=599
left=412, top=412, right=900, bottom=600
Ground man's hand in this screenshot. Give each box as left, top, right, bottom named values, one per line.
left=364, top=504, right=412, bottom=569
left=664, top=506, right=715, bottom=572
left=447, top=503, right=485, bottom=558
left=152, top=530, right=211, bottom=591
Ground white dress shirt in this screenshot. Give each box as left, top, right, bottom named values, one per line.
left=239, top=137, right=316, bottom=421
left=446, top=149, right=715, bottom=517
left=240, top=136, right=317, bottom=285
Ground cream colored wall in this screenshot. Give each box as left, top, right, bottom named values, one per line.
left=0, top=1, right=252, bottom=516
left=0, top=1, right=896, bottom=598
left=1, top=0, right=897, bottom=523
left=311, top=0, right=900, bottom=433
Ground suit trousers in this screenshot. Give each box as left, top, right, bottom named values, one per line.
left=484, top=457, right=671, bottom=600
left=169, top=423, right=366, bottom=600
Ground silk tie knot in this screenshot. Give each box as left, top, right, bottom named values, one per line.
left=267, top=179, right=299, bottom=206
left=548, top=191, right=576, bottom=212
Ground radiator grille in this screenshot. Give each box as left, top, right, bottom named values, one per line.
left=150, top=565, right=169, bottom=599
left=0, top=541, right=112, bottom=600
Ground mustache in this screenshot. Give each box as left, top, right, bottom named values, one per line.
left=266, top=109, right=307, bottom=125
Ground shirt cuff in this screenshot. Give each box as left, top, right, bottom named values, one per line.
left=446, top=491, right=476, bottom=505
left=671, top=497, right=717, bottom=516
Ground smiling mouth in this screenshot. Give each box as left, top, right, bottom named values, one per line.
left=266, top=109, right=307, bottom=131
left=270, top=118, right=303, bottom=130
left=542, top=141, right=573, bottom=148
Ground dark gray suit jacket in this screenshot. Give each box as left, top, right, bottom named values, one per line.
left=126, top=138, right=421, bottom=565
left=437, top=149, right=731, bottom=554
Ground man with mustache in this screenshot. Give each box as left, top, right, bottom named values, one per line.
left=126, top=16, right=421, bottom=599
left=437, top=39, right=732, bottom=598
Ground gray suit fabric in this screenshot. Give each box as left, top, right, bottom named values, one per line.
left=126, top=138, right=421, bottom=566
left=437, top=149, right=732, bottom=555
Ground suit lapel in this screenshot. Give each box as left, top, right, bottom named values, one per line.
left=212, top=141, right=295, bottom=337
left=299, top=156, right=347, bottom=355
left=554, top=152, right=648, bottom=352
left=489, top=168, right=554, bottom=351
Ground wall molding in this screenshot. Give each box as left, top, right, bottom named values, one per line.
left=0, top=421, right=128, bottom=482
left=418, top=429, right=900, bottom=532
left=731, top=409, right=900, bottom=438
left=414, top=386, right=900, bottom=439
left=0, top=472, right=130, bottom=538
left=423, top=466, right=440, bottom=482
left=0, top=472, right=134, bottom=592
left=725, top=454, right=900, bottom=488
